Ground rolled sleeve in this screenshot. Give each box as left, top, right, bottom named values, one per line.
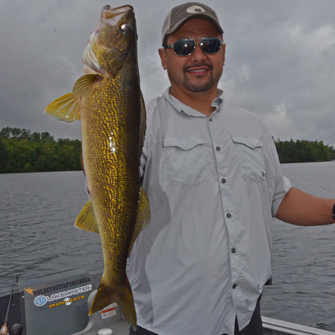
left=267, top=132, right=291, bottom=217
left=272, top=175, right=292, bottom=216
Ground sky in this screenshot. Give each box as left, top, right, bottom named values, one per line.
left=0, top=0, right=335, bottom=145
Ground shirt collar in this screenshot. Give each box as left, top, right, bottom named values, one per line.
left=162, top=87, right=225, bottom=118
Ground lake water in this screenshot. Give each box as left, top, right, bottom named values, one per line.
left=1, top=162, right=335, bottom=331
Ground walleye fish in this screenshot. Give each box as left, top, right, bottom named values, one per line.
left=44, top=5, right=150, bottom=329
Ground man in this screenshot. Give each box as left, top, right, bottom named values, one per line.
left=127, top=3, right=335, bottom=335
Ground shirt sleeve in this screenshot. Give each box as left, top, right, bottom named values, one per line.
left=263, top=130, right=292, bottom=217
left=272, top=175, right=291, bottom=216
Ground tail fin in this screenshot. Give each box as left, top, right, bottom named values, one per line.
left=89, top=274, right=137, bottom=330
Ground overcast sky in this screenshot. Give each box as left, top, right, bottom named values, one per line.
left=1, top=0, right=334, bottom=146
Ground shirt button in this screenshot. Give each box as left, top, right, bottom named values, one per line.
left=231, top=248, right=236, bottom=253
left=232, top=284, right=237, bottom=289
left=221, top=178, right=226, bottom=183
left=227, top=213, right=231, bottom=218
left=216, top=146, right=221, bottom=151
left=209, top=118, right=212, bottom=122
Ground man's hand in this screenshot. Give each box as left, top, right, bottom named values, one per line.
left=276, top=187, right=335, bottom=226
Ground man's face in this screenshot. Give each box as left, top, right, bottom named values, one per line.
left=159, top=19, right=226, bottom=95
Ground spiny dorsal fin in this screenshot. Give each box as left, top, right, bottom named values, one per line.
left=75, top=199, right=99, bottom=234
left=128, top=186, right=151, bottom=256
left=73, top=74, right=100, bottom=98
left=44, top=92, right=80, bottom=124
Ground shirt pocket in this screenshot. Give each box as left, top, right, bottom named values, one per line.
left=231, top=136, right=267, bottom=182
left=162, top=137, right=209, bottom=187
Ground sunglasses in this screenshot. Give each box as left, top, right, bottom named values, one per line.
left=165, top=37, right=223, bottom=56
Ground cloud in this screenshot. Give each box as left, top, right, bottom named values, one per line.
left=1, top=0, right=335, bottom=145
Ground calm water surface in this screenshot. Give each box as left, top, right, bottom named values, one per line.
left=1, top=162, right=335, bottom=330
left=0, top=171, right=103, bottom=293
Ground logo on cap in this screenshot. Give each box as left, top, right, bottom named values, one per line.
left=186, top=5, right=206, bottom=14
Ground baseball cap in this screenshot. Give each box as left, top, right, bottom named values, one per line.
left=162, top=2, right=224, bottom=46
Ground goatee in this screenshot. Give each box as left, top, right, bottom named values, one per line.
left=183, top=63, right=217, bottom=93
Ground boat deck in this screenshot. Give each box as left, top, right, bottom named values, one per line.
left=71, top=316, right=335, bottom=335
left=1, top=269, right=335, bottom=335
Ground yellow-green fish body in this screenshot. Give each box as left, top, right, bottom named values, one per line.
left=44, top=5, right=150, bottom=329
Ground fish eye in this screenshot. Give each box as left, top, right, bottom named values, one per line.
left=119, top=23, right=133, bottom=34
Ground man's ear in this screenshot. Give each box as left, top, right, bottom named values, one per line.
left=158, top=48, right=167, bottom=70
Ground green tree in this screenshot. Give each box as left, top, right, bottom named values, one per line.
left=0, top=140, right=8, bottom=172
left=0, top=127, right=82, bottom=173
left=275, top=138, right=334, bottom=163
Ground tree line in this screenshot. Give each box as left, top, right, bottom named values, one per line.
left=1, top=127, right=334, bottom=173
left=274, top=138, right=334, bottom=163
left=0, top=127, right=82, bottom=173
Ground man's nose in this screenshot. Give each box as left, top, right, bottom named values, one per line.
left=190, top=43, right=206, bottom=61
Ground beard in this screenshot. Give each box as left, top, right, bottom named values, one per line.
left=183, top=73, right=215, bottom=92
left=182, top=63, right=222, bottom=93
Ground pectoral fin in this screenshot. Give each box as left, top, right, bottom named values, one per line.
left=75, top=199, right=99, bottom=234
left=128, top=186, right=151, bottom=256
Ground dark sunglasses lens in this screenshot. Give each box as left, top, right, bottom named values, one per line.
left=174, top=39, right=195, bottom=56
left=200, top=38, right=221, bottom=54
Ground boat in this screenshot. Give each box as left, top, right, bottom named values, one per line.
left=1, top=268, right=334, bottom=335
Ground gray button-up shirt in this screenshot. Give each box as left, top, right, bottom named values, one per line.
left=127, top=88, right=291, bottom=335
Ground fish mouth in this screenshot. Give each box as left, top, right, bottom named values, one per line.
left=102, top=4, right=134, bottom=11
left=101, top=4, right=134, bottom=19
left=99, top=4, right=134, bottom=31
